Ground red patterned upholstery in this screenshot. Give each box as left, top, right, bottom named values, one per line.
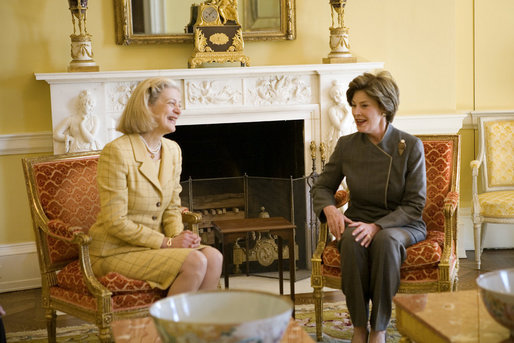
left=310, top=135, right=460, bottom=341
left=23, top=152, right=194, bottom=342
left=423, top=140, right=454, bottom=232
left=314, top=135, right=460, bottom=292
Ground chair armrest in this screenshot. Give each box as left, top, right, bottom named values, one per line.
left=312, top=222, right=329, bottom=261
left=181, top=211, right=202, bottom=235
left=443, top=191, right=459, bottom=215
left=440, top=191, right=459, bottom=266
left=46, top=220, right=111, bottom=298
left=335, top=190, right=349, bottom=208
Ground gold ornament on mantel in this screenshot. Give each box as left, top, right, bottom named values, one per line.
left=67, top=0, right=99, bottom=72
left=323, top=0, right=357, bottom=64
left=188, top=0, right=250, bottom=68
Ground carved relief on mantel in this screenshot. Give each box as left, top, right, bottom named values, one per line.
left=106, top=81, right=138, bottom=113
left=325, top=79, right=356, bottom=155
left=248, top=75, right=312, bottom=105
left=36, top=63, right=384, bottom=171
left=186, top=80, right=242, bottom=106
left=53, top=90, right=101, bottom=153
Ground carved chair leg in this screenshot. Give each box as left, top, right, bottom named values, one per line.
left=97, top=325, right=112, bottom=343
left=473, top=222, right=482, bottom=269
left=313, top=286, right=323, bottom=341
left=45, top=309, right=57, bottom=343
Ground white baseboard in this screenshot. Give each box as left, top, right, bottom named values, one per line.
left=0, top=243, right=41, bottom=292
left=2, top=208, right=512, bottom=292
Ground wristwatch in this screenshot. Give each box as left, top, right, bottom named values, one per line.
left=167, top=237, right=173, bottom=247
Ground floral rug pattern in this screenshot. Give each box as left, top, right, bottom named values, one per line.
left=295, top=301, right=401, bottom=343
left=6, top=301, right=401, bottom=342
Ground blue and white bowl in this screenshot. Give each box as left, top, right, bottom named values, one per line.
left=149, top=289, right=293, bottom=343
left=476, top=268, right=514, bottom=338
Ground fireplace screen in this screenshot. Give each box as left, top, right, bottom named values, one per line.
left=180, top=175, right=309, bottom=271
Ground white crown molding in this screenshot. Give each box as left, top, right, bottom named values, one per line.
left=0, top=132, right=53, bottom=155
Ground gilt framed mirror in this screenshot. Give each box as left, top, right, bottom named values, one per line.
left=114, top=0, right=296, bottom=44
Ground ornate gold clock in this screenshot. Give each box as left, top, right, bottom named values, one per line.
left=188, top=1, right=250, bottom=68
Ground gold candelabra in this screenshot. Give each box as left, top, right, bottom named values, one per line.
left=67, top=0, right=99, bottom=72
left=323, top=0, right=357, bottom=64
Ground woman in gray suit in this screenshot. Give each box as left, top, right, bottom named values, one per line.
left=312, top=71, right=426, bottom=343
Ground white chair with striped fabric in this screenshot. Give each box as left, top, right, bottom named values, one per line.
left=471, top=115, right=514, bottom=269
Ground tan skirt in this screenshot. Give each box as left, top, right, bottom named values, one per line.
left=91, top=246, right=202, bottom=290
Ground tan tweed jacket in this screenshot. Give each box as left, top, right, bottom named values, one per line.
left=89, top=134, right=184, bottom=258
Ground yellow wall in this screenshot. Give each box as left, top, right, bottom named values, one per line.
left=1, top=0, right=514, bottom=244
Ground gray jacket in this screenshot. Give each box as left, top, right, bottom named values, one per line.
left=312, top=124, right=427, bottom=241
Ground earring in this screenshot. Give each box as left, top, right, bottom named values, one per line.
left=382, top=113, right=387, bottom=117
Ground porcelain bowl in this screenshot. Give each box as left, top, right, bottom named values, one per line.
left=149, top=289, right=293, bottom=343
left=476, top=268, right=514, bottom=338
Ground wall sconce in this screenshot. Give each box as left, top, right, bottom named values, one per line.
left=323, top=0, right=357, bottom=64
left=67, top=0, right=100, bottom=72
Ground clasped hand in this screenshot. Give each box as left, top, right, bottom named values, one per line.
left=323, top=205, right=381, bottom=248
left=163, top=230, right=201, bottom=249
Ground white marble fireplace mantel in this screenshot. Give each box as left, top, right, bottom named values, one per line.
left=36, top=62, right=383, bottom=173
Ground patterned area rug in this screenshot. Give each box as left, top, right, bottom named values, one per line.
left=295, top=301, right=401, bottom=342
left=6, top=301, right=401, bottom=342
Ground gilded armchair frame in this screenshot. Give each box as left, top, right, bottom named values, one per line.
left=310, top=134, right=461, bottom=341
left=471, top=115, right=514, bottom=269
left=22, top=151, right=201, bottom=343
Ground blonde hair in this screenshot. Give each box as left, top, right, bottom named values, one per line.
left=346, top=70, right=399, bottom=123
left=117, top=77, right=181, bottom=134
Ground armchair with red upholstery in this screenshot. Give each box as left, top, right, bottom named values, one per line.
left=310, top=134, right=461, bottom=341
left=22, top=151, right=201, bottom=342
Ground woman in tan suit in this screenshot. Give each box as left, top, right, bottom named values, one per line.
left=89, top=77, right=223, bottom=295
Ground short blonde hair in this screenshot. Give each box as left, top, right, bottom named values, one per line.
left=117, top=77, right=181, bottom=134
left=346, top=70, right=399, bottom=123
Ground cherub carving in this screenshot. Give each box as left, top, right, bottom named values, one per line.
left=329, top=0, right=347, bottom=29
left=54, top=90, right=101, bottom=153
left=327, top=80, right=355, bottom=154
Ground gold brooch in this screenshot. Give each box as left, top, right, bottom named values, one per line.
left=398, top=139, right=406, bottom=156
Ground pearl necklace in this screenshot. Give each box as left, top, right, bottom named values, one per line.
left=140, top=135, right=162, bottom=159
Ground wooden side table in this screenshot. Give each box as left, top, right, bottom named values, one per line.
left=393, top=289, right=510, bottom=342
left=211, top=217, right=297, bottom=303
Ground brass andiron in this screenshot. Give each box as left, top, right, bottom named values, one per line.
left=320, top=142, right=327, bottom=171
left=323, top=0, right=357, bottom=64
left=67, top=0, right=99, bottom=72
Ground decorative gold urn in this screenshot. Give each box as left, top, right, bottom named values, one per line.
left=67, top=0, right=99, bottom=72
left=323, top=0, right=357, bottom=64
left=189, top=0, right=250, bottom=68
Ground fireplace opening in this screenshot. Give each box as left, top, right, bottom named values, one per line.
left=167, top=120, right=305, bottom=181
left=165, top=120, right=310, bottom=272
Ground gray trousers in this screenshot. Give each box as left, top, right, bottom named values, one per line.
left=340, top=227, right=416, bottom=331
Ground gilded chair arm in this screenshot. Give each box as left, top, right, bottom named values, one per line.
left=181, top=210, right=202, bottom=235
left=72, top=231, right=113, bottom=298
left=312, top=222, right=329, bottom=260
left=443, top=191, right=459, bottom=215
left=47, top=219, right=89, bottom=243
left=45, top=220, right=112, bottom=298
left=440, top=191, right=459, bottom=266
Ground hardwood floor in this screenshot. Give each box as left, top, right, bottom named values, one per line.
left=1, top=249, right=513, bottom=334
